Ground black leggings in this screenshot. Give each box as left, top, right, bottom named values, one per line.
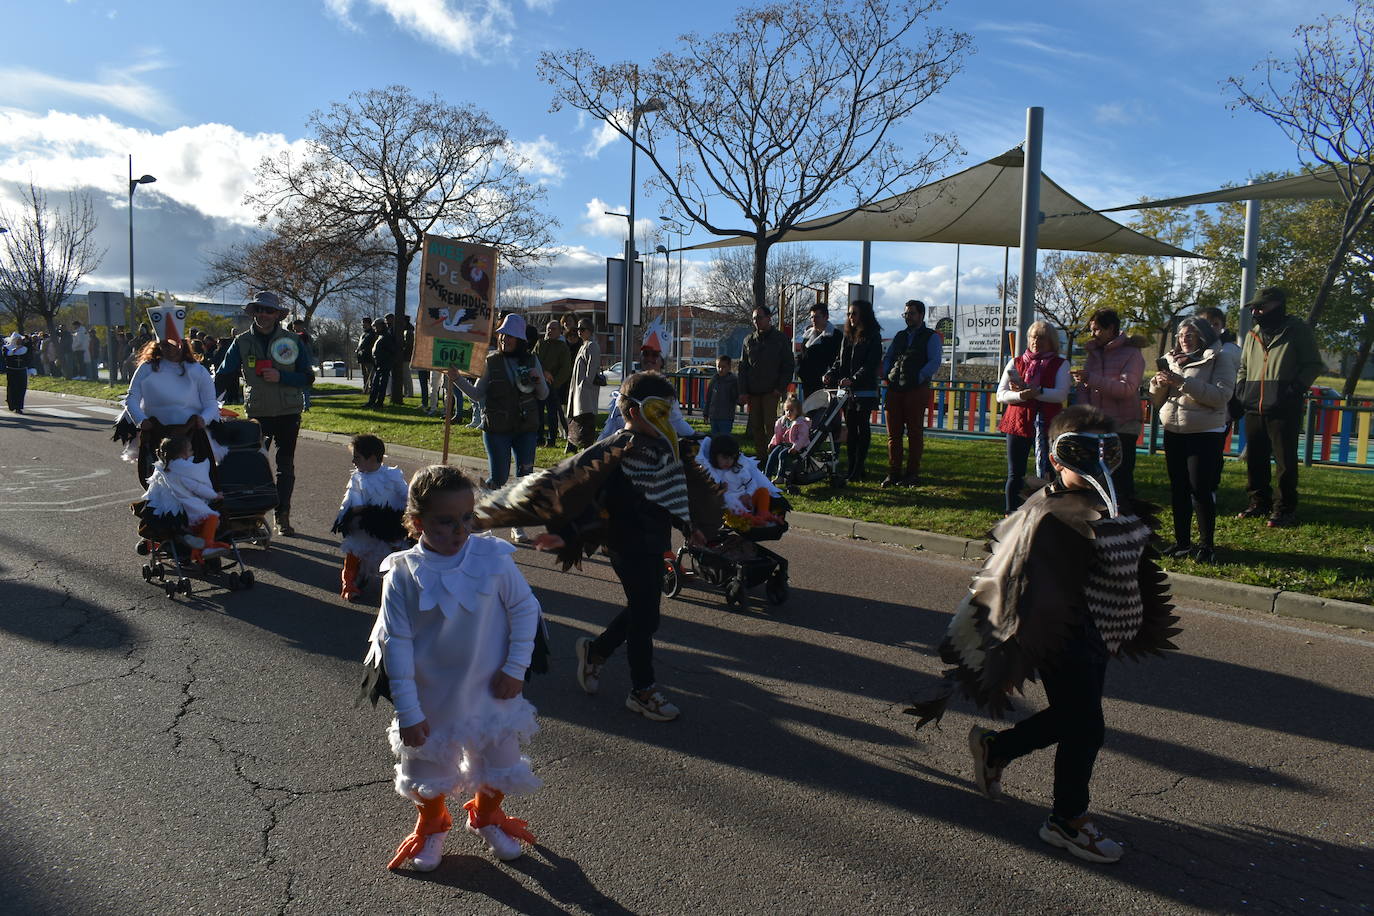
left=843, top=396, right=875, bottom=478
left=1163, top=430, right=1225, bottom=548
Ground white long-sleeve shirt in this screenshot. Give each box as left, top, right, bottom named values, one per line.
left=369, top=536, right=540, bottom=730
left=995, top=358, right=1070, bottom=407
left=125, top=360, right=220, bottom=426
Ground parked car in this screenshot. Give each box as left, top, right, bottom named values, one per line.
left=678, top=361, right=716, bottom=377
left=316, top=361, right=348, bottom=378
left=604, top=361, right=643, bottom=387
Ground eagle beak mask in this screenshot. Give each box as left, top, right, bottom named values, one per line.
left=635, top=396, right=678, bottom=454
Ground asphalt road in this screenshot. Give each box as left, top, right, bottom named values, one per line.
left=2, top=392, right=1371, bottom=915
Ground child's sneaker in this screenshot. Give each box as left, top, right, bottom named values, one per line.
left=968, top=725, right=1005, bottom=799
left=462, top=809, right=533, bottom=862
left=626, top=686, right=680, bottom=722
left=574, top=636, right=601, bottom=695
left=407, top=830, right=447, bottom=871
left=1039, top=814, right=1124, bottom=863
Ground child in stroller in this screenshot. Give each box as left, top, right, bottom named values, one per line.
left=771, top=387, right=850, bottom=491
left=661, top=434, right=790, bottom=609
left=137, top=435, right=230, bottom=561
left=133, top=420, right=278, bottom=596
left=763, top=394, right=811, bottom=481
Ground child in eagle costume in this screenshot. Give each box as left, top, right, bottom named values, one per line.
left=907, top=404, right=1180, bottom=865
left=473, top=372, right=722, bottom=723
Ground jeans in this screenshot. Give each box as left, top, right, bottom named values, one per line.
left=590, top=549, right=664, bottom=690
left=256, top=413, right=301, bottom=516
left=483, top=429, right=538, bottom=488
left=884, top=385, right=931, bottom=478
left=1164, top=430, right=1225, bottom=547
left=1244, top=408, right=1301, bottom=514
left=709, top=418, right=735, bottom=438
left=1004, top=428, right=1050, bottom=514
left=988, top=626, right=1108, bottom=818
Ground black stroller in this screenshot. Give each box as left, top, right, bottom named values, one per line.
left=772, top=388, right=849, bottom=492
left=663, top=519, right=790, bottom=610
left=135, top=419, right=278, bottom=596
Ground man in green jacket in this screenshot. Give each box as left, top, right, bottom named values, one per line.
left=214, top=291, right=315, bottom=536
left=1234, top=287, right=1324, bottom=528
left=533, top=321, right=572, bottom=447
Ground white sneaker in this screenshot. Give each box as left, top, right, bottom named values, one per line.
left=182, top=532, right=206, bottom=549
left=466, top=821, right=524, bottom=861
left=626, top=687, right=680, bottom=722
left=408, top=830, right=447, bottom=871
left=510, top=527, right=531, bottom=545
left=575, top=636, right=601, bottom=695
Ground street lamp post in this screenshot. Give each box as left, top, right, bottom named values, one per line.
left=128, top=155, right=157, bottom=341
left=620, top=97, right=665, bottom=379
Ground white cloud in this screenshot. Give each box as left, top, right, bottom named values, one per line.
left=584, top=118, right=622, bottom=158
left=0, top=109, right=307, bottom=225
left=579, top=197, right=655, bottom=241
left=0, top=56, right=176, bottom=124
left=509, top=135, right=564, bottom=184
left=324, top=0, right=554, bottom=57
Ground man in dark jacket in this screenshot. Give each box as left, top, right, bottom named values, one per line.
left=356, top=318, right=377, bottom=391
left=533, top=321, right=572, bottom=447
left=1234, top=287, right=1324, bottom=528
left=737, top=306, right=795, bottom=458
left=796, top=301, right=841, bottom=398
left=881, top=299, right=943, bottom=487
left=367, top=319, right=396, bottom=409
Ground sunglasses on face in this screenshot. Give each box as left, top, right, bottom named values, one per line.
left=250, top=305, right=281, bottom=315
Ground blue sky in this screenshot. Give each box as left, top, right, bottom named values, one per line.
left=0, top=0, right=1336, bottom=328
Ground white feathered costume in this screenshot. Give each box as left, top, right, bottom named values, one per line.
left=334, top=464, right=410, bottom=574
left=696, top=435, right=781, bottom=516
left=140, top=456, right=220, bottom=525
left=365, top=535, right=542, bottom=801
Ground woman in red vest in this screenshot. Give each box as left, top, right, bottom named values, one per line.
left=996, top=321, right=1070, bottom=513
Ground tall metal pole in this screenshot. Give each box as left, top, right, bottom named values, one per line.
left=950, top=244, right=961, bottom=385
left=861, top=241, right=871, bottom=291
left=1017, top=107, right=1044, bottom=355
left=675, top=230, right=683, bottom=367
left=999, top=246, right=1011, bottom=370
left=622, top=119, right=639, bottom=378
left=1240, top=179, right=1261, bottom=339
left=128, top=155, right=135, bottom=331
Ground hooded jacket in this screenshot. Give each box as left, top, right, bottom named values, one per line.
left=1075, top=333, right=1146, bottom=435
left=1235, top=314, right=1323, bottom=415
left=1150, top=344, right=1238, bottom=434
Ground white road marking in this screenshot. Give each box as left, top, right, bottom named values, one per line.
left=27, top=407, right=92, bottom=419
left=0, top=488, right=142, bottom=510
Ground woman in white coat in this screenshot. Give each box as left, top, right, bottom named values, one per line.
left=565, top=318, right=601, bottom=451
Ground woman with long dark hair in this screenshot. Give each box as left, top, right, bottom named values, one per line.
left=825, top=299, right=883, bottom=482
left=124, top=330, right=219, bottom=486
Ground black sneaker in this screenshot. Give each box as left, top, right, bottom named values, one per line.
left=1266, top=512, right=1297, bottom=529
left=1192, top=546, right=1216, bottom=564
left=1163, top=542, right=1194, bottom=558
left=880, top=475, right=899, bottom=488
left=1236, top=503, right=1271, bottom=520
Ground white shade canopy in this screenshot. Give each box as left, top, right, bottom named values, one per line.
left=1099, top=165, right=1366, bottom=212
left=683, top=147, right=1201, bottom=258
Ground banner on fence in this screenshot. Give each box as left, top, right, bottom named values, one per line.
left=926, top=303, right=1004, bottom=355
left=413, top=234, right=497, bottom=376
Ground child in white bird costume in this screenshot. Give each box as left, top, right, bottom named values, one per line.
left=367, top=465, right=543, bottom=871
left=139, top=435, right=230, bottom=560
left=332, top=433, right=410, bottom=601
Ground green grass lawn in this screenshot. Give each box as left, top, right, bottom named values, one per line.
left=1316, top=374, right=1374, bottom=398
left=25, top=376, right=125, bottom=400
left=14, top=378, right=1373, bottom=604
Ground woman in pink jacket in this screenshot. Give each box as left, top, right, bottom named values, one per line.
left=1071, top=309, right=1146, bottom=503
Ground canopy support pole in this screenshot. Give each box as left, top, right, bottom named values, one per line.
left=999, top=246, right=1011, bottom=370
left=1017, top=107, right=1044, bottom=355
left=1240, top=180, right=1261, bottom=338
left=861, top=240, right=871, bottom=291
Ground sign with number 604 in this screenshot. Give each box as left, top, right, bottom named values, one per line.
left=433, top=338, right=474, bottom=371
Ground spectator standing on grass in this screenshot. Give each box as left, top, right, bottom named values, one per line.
left=796, top=301, right=841, bottom=399
left=825, top=300, right=883, bottom=482
left=533, top=321, right=571, bottom=447
left=881, top=299, right=942, bottom=488
left=1150, top=317, right=1238, bottom=564
left=704, top=354, right=740, bottom=438
left=290, top=319, right=316, bottom=410
left=399, top=314, right=416, bottom=399
left=40, top=331, right=58, bottom=377
left=1071, top=309, right=1146, bottom=503
left=1233, top=287, right=1324, bottom=529
left=737, top=305, right=795, bottom=460
left=367, top=319, right=396, bottom=409
left=997, top=320, right=1070, bottom=514
left=357, top=318, right=377, bottom=392
left=214, top=291, right=313, bottom=536
left=565, top=318, right=600, bottom=452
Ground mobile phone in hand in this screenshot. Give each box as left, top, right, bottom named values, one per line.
left=1155, top=356, right=1171, bottom=372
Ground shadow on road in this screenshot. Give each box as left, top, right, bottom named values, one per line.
left=0, top=578, right=135, bottom=651
left=397, top=850, right=637, bottom=915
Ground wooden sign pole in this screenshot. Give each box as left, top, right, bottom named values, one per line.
left=441, top=379, right=453, bottom=464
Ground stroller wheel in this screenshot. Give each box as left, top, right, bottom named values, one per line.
left=204, top=557, right=223, bottom=573
left=141, top=564, right=154, bottom=581
left=724, top=580, right=746, bottom=609
left=240, top=570, right=255, bottom=588
left=136, top=540, right=150, bottom=556
left=227, top=572, right=242, bottom=591
left=163, top=582, right=178, bottom=599
left=153, top=561, right=167, bottom=577
left=766, top=576, right=789, bottom=606
left=178, top=578, right=192, bottom=595
left=661, top=559, right=682, bottom=599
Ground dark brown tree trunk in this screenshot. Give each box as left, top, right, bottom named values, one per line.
left=1343, top=325, right=1374, bottom=400
left=390, top=246, right=410, bottom=405
left=751, top=239, right=770, bottom=316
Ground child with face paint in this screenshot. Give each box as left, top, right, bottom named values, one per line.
left=930, top=405, right=1179, bottom=866
left=365, top=465, right=543, bottom=871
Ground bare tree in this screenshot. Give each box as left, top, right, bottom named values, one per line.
left=539, top=0, right=970, bottom=315
left=203, top=209, right=388, bottom=331
left=0, top=182, right=104, bottom=334
left=1034, top=252, right=1103, bottom=359
left=695, top=244, right=853, bottom=328
left=248, top=85, right=557, bottom=401
left=1228, top=0, right=1374, bottom=325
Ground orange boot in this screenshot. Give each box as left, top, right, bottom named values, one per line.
left=198, top=515, right=231, bottom=558
left=340, top=553, right=362, bottom=600
left=387, top=794, right=452, bottom=871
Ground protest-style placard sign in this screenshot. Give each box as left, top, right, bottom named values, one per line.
left=413, top=234, right=497, bottom=377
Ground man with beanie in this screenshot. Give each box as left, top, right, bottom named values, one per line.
left=1234, top=288, right=1323, bottom=528
left=215, top=291, right=315, bottom=536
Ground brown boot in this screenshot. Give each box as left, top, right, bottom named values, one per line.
left=340, top=553, right=361, bottom=600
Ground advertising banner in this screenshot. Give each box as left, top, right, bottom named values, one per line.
left=925, top=303, right=1005, bottom=354
left=413, top=234, right=497, bottom=376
